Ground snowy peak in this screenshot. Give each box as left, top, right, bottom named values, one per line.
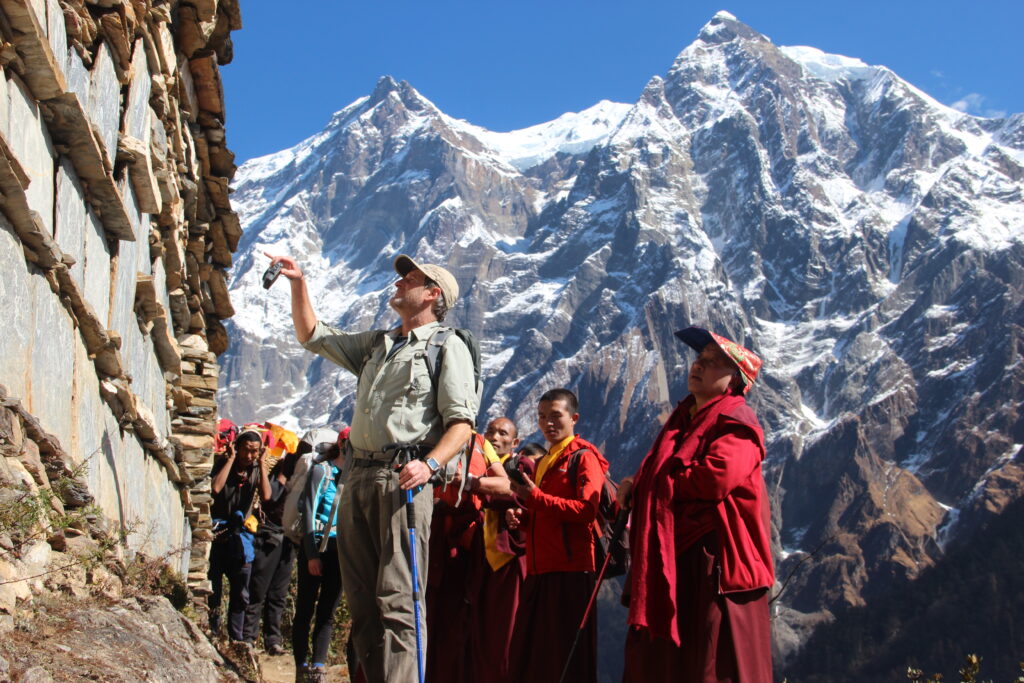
left=778, top=45, right=882, bottom=83
left=366, top=75, right=439, bottom=118
left=695, top=10, right=768, bottom=46
left=369, top=74, right=401, bottom=102
left=449, top=100, right=632, bottom=170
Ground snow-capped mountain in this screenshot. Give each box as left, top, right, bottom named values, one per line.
left=219, top=11, right=1024, bottom=667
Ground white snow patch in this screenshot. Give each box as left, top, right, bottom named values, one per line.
left=924, top=304, right=959, bottom=319
left=448, top=100, right=631, bottom=171
left=780, top=45, right=879, bottom=83
left=799, top=402, right=827, bottom=430
left=925, top=358, right=977, bottom=379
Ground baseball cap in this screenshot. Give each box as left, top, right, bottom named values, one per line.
left=393, top=254, right=459, bottom=307
left=674, top=326, right=762, bottom=393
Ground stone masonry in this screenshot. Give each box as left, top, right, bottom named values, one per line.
left=0, top=0, right=242, bottom=607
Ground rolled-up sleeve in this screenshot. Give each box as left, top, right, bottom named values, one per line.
left=301, top=321, right=379, bottom=376
left=436, top=336, right=478, bottom=428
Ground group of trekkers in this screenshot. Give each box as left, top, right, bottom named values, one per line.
left=207, top=251, right=775, bottom=683
left=208, top=420, right=350, bottom=676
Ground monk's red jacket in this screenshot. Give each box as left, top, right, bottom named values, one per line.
left=522, top=436, right=608, bottom=574
left=673, top=406, right=773, bottom=593
left=628, top=394, right=774, bottom=644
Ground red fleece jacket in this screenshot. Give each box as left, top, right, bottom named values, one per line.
left=522, top=436, right=609, bottom=574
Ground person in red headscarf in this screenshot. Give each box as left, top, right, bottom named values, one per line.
left=618, top=326, right=774, bottom=683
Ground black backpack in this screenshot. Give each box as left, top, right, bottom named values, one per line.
left=566, top=449, right=630, bottom=580
left=422, top=326, right=483, bottom=401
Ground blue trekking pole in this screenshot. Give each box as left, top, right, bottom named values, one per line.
left=392, top=444, right=426, bottom=683
left=405, top=486, right=425, bottom=683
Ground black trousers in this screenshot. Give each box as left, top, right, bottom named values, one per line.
left=208, top=539, right=252, bottom=641
left=293, top=537, right=343, bottom=667
left=243, top=532, right=294, bottom=646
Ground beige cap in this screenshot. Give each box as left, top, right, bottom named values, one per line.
left=393, top=254, right=459, bottom=307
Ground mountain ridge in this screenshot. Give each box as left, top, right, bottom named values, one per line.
left=218, top=12, right=1024, bottom=673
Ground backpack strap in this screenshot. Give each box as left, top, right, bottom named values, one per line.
left=565, top=448, right=590, bottom=497
left=244, top=465, right=261, bottom=519
left=369, top=325, right=454, bottom=398
left=423, top=326, right=454, bottom=394
left=566, top=447, right=612, bottom=537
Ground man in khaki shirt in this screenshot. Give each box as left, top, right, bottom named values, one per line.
left=268, top=252, right=478, bottom=683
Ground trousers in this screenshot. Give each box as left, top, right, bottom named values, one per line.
left=243, top=532, right=293, bottom=646
left=339, top=464, right=433, bottom=683
left=294, top=538, right=343, bottom=667
left=208, top=539, right=252, bottom=641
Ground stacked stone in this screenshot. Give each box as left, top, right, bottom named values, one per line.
left=0, top=0, right=242, bottom=602
left=172, top=337, right=221, bottom=593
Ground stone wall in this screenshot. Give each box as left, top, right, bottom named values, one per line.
left=0, top=0, right=242, bottom=600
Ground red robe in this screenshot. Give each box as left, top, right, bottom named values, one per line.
left=624, top=393, right=773, bottom=682
left=470, top=457, right=534, bottom=683
left=509, top=436, right=608, bottom=683
left=425, top=435, right=490, bottom=683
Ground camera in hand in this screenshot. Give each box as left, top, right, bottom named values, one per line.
left=503, top=455, right=528, bottom=485
left=262, top=261, right=284, bottom=289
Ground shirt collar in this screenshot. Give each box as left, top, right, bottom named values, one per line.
left=390, top=320, right=440, bottom=342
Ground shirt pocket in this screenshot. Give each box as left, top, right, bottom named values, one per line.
left=405, top=350, right=433, bottom=400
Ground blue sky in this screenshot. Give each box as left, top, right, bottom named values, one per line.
left=222, top=1, right=1023, bottom=164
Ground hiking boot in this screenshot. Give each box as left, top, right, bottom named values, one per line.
left=267, top=642, right=286, bottom=656
left=294, top=663, right=308, bottom=683
left=305, top=666, right=327, bottom=682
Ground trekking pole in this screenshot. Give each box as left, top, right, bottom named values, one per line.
left=392, top=445, right=427, bottom=683
left=558, top=508, right=630, bottom=683
left=405, top=486, right=425, bottom=683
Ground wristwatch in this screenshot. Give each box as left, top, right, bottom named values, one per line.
left=425, top=457, right=441, bottom=474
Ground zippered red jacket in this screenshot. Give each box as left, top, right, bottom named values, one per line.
left=522, top=436, right=609, bottom=574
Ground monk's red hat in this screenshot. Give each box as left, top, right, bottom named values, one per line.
left=674, top=326, right=762, bottom=393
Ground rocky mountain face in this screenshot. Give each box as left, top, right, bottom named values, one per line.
left=218, top=11, right=1023, bottom=670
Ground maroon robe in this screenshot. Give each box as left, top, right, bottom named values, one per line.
left=425, top=501, right=485, bottom=683
left=509, top=570, right=597, bottom=683
left=624, top=393, right=773, bottom=682
left=470, top=456, right=534, bottom=682
left=623, top=533, right=771, bottom=683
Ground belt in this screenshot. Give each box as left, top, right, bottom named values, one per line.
left=352, top=458, right=392, bottom=469
left=350, top=443, right=434, bottom=468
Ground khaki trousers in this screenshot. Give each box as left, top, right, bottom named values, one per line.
left=338, top=464, right=432, bottom=683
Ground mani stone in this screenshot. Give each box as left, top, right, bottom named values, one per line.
left=125, top=42, right=151, bottom=142
left=64, top=48, right=91, bottom=110
left=88, top=42, right=120, bottom=170
left=0, top=216, right=35, bottom=400
left=30, top=268, right=75, bottom=451
left=56, top=157, right=87, bottom=286
left=82, top=205, right=112, bottom=325
left=46, top=0, right=66, bottom=67
left=8, top=76, right=56, bottom=237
